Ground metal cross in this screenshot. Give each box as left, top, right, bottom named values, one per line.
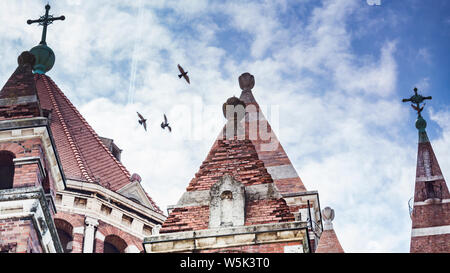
left=27, top=4, right=65, bottom=45
left=402, top=87, right=432, bottom=117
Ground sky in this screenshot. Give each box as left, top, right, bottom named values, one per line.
left=0, top=0, right=449, bottom=253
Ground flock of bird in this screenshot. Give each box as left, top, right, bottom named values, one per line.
left=136, top=64, right=190, bottom=133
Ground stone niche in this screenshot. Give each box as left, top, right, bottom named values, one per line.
left=209, top=174, right=245, bottom=228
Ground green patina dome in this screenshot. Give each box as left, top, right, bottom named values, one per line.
left=30, top=44, right=55, bottom=74
left=415, top=115, right=427, bottom=132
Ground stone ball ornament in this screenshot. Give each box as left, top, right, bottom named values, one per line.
left=239, top=72, right=255, bottom=91
left=17, top=51, right=36, bottom=67
left=415, top=115, right=427, bottom=132
left=322, top=206, right=335, bottom=230
left=30, top=44, right=55, bottom=74
left=222, top=96, right=246, bottom=121
left=130, top=173, right=142, bottom=183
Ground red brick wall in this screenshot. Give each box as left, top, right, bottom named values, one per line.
left=161, top=205, right=210, bottom=233
left=245, top=199, right=295, bottom=225
left=0, top=139, right=53, bottom=191
left=199, top=241, right=303, bottom=253
left=411, top=234, right=450, bottom=253
left=411, top=203, right=450, bottom=229
left=0, top=217, right=43, bottom=253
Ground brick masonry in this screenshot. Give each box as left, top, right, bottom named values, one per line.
left=0, top=217, right=42, bottom=253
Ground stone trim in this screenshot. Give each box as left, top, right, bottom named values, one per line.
left=171, top=183, right=283, bottom=210
left=65, top=179, right=165, bottom=222
left=0, top=122, right=66, bottom=191
left=414, top=198, right=450, bottom=206
left=56, top=189, right=163, bottom=240
left=144, top=221, right=308, bottom=253
left=416, top=175, right=445, bottom=182
left=0, top=187, right=63, bottom=253
left=266, top=164, right=299, bottom=180
left=411, top=225, right=450, bottom=237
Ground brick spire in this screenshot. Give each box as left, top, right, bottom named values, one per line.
left=0, top=51, right=43, bottom=120
left=160, top=95, right=295, bottom=234
left=315, top=207, right=344, bottom=253
left=403, top=88, right=450, bottom=253
left=237, top=72, right=307, bottom=194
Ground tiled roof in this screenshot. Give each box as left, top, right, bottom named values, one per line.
left=0, top=58, right=163, bottom=215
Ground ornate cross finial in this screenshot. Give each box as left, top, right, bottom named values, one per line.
left=27, top=4, right=65, bottom=45
left=402, top=87, right=432, bottom=117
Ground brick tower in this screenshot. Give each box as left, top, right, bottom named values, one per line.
left=144, top=73, right=326, bottom=253
left=404, top=88, right=450, bottom=253
left=0, top=4, right=166, bottom=253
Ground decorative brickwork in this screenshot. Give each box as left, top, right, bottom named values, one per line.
left=186, top=138, right=274, bottom=192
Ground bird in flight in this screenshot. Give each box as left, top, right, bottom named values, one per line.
left=161, top=114, right=172, bottom=132
left=137, top=112, right=147, bottom=131
left=177, top=64, right=190, bottom=84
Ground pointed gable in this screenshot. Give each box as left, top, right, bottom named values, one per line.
left=160, top=93, right=296, bottom=234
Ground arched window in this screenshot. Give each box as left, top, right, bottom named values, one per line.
left=103, top=235, right=127, bottom=253
left=54, top=219, right=73, bottom=253
left=0, top=151, right=15, bottom=190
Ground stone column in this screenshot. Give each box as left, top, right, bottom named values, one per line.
left=83, top=216, right=99, bottom=253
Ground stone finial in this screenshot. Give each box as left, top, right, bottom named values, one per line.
left=17, top=51, right=36, bottom=67
left=239, top=72, right=255, bottom=91
left=322, top=207, right=335, bottom=231
left=222, top=96, right=246, bottom=121
left=130, top=173, right=142, bottom=183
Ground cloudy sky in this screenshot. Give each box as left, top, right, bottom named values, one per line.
left=0, top=0, right=449, bottom=252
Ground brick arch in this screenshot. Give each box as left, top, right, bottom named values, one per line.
left=0, top=150, right=16, bottom=190
left=54, top=218, right=73, bottom=236
left=103, top=234, right=127, bottom=253
left=53, top=212, right=85, bottom=253
left=54, top=218, right=74, bottom=253
left=95, top=221, right=143, bottom=253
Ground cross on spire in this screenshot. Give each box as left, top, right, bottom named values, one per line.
left=402, top=87, right=432, bottom=117
left=27, top=4, right=65, bottom=45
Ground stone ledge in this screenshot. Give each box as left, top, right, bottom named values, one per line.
left=144, top=221, right=308, bottom=253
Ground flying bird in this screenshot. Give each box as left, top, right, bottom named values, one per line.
left=137, top=112, right=147, bottom=131
left=161, top=114, right=172, bottom=132
left=177, top=64, right=190, bottom=84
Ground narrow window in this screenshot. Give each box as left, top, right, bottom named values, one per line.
left=0, top=151, right=15, bottom=190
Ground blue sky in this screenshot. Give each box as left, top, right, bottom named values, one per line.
left=0, top=0, right=449, bottom=252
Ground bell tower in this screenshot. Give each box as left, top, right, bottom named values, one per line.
left=403, top=88, right=450, bottom=253
left=0, top=4, right=67, bottom=253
